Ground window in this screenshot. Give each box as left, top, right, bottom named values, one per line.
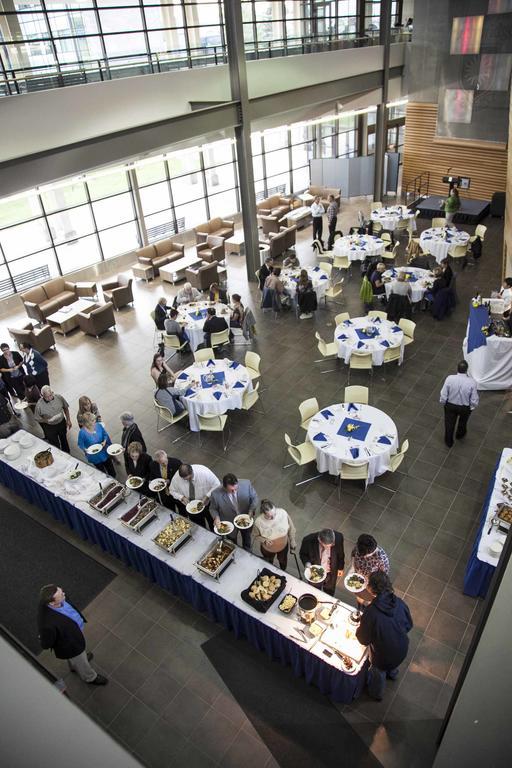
left=171, top=173, right=204, bottom=205
left=0, top=219, right=51, bottom=260
left=92, top=193, right=135, bottom=229
left=139, top=181, right=172, bottom=216
left=56, top=234, right=102, bottom=272
left=87, top=170, right=129, bottom=200
left=99, top=221, right=139, bottom=259
left=47, top=205, right=95, bottom=244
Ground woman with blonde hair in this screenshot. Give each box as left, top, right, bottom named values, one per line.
left=76, top=395, right=101, bottom=428
left=77, top=411, right=115, bottom=477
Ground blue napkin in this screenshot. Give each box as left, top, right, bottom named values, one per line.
left=377, top=435, right=392, bottom=445
left=338, top=334, right=348, bottom=340
left=343, top=319, right=353, bottom=326
left=373, top=317, right=382, bottom=323
left=350, top=447, right=360, bottom=459
left=360, top=246, right=366, bottom=250
left=392, top=326, right=401, bottom=333
left=320, top=275, right=328, bottom=280
left=350, top=246, right=356, bottom=251
left=313, top=432, right=328, bottom=442
left=177, top=372, right=189, bottom=380
left=357, top=341, right=365, bottom=349
left=233, top=381, right=244, bottom=389
left=347, top=403, right=358, bottom=412
left=391, top=269, right=397, bottom=277
left=213, top=391, right=223, bottom=401
left=380, top=340, right=390, bottom=348
left=185, top=388, right=196, bottom=397
left=230, top=361, right=240, bottom=369
left=313, top=266, right=320, bottom=272
left=424, top=235, right=432, bottom=240
left=321, top=409, right=334, bottom=419
left=207, top=359, right=215, bottom=367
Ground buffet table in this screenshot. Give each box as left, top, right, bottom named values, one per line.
left=462, top=302, right=512, bottom=391
left=176, top=301, right=230, bottom=352
left=464, top=449, right=511, bottom=598
left=335, top=316, right=404, bottom=366
left=0, top=432, right=368, bottom=703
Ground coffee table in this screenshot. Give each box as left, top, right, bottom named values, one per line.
left=46, top=299, right=98, bottom=335
left=159, top=254, right=203, bottom=284
left=224, top=232, right=245, bottom=256
left=284, top=206, right=312, bottom=229
left=76, top=282, right=98, bottom=300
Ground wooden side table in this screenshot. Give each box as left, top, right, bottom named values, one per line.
left=132, top=263, right=154, bottom=282
left=76, top=282, right=98, bottom=300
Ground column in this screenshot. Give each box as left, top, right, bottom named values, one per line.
left=373, top=0, right=391, bottom=201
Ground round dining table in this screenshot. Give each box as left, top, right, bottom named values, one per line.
left=370, top=205, right=416, bottom=232
left=175, top=300, right=231, bottom=351
left=307, top=403, right=399, bottom=485
left=332, top=234, right=385, bottom=263
left=176, top=357, right=252, bottom=432
left=335, top=316, right=404, bottom=366
left=281, top=265, right=329, bottom=303
left=419, top=226, right=470, bottom=264
left=383, top=266, right=433, bottom=304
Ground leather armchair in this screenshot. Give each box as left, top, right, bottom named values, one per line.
left=256, top=195, right=291, bottom=218
left=7, top=323, right=56, bottom=354
left=259, top=215, right=280, bottom=237
left=267, top=225, right=297, bottom=260
left=186, top=261, right=219, bottom=291
left=196, top=236, right=225, bottom=264
left=194, top=218, right=234, bottom=243
left=77, top=302, right=116, bottom=338
left=101, top=275, right=134, bottom=310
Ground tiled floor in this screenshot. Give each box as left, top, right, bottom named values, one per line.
left=0, top=196, right=505, bottom=768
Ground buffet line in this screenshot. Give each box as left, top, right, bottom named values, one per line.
left=0, top=431, right=368, bottom=701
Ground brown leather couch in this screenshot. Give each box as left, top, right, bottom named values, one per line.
left=259, top=215, right=281, bottom=237
left=8, top=323, right=56, bottom=354
left=185, top=261, right=219, bottom=291
left=265, top=225, right=297, bottom=260
left=77, top=302, right=116, bottom=338
left=196, top=236, right=224, bottom=264
left=194, top=218, right=234, bottom=244
left=20, top=278, right=77, bottom=323
left=256, top=195, right=291, bottom=218
left=135, top=239, right=184, bottom=275
left=308, top=185, right=341, bottom=207
left=101, top=275, right=134, bottom=310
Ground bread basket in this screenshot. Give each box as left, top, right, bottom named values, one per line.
left=34, top=448, right=54, bottom=468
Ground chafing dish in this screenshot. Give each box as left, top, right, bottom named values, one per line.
left=120, top=497, right=158, bottom=533
left=195, top=539, right=236, bottom=579
left=88, top=481, right=128, bottom=515
left=153, top=516, right=193, bottom=554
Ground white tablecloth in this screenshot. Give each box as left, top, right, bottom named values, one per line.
left=463, top=334, right=512, bottom=391
left=335, top=316, right=404, bottom=366
left=178, top=357, right=252, bottom=431
left=282, top=265, right=329, bottom=302
left=383, top=267, right=433, bottom=303
left=333, top=235, right=385, bottom=263
left=176, top=301, right=231, bottom=352
left=476, top=448, right=512, bottom=566
left=370, top=206, right=416, bottom=232
left=306, top=403, right=398, bottom=485
left=419, top=227, right=470, bottom=264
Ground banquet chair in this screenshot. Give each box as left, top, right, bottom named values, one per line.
left=314, top=331, right=339, bottom=373
left=194, top=347, right=215, bottom=363
left=319, top=261, right=333, bottom=277
left=398, top=318, right=415, bottom=346
left=347, top=352, right=373, bottom=383
left=153, top=399, right=188, bottom=439
left=450, top=244, right=468, bottom=269
left=382, top=243, right=399, bottom=263
left=335, top=312, right=350, bottom=325
left=371, top=222, right=383, bottom=236
left=245, top=351, right=261, bottom=381
left=338, top=462, right=369, bottom=497
left=150, top=310, right=163, bottom=348
left=388, top=439, right=409, bottom=472
left=211, top=329, right=231, bottom=356
left=298, top=397, right=320, bottom=431
left=373, top=202, right=383, bottom=210
left=163, top=333, right=188, bottom=362
left=197, top=413, right=230, bottom=451
left=408, top=210, right=420, bottom=235
left=312, top=240, right=333, bottom=259
left=332, top=254, right=351, bottom=279
left=283, top=433, right=322, bottom=486
left=432, top=218, right=446, bottom=229
left=395, top=218, right=410, bottom=234
left=242, top=382, right=264, bottom=414
left=323, top=278, right=344, bottom=306
left=344, top=385, right=369, bottom=405
left=383, top=346, right=401, bottom=365
left=381, top=232, right=392, bottom=247
left=368, top=310, right=387, bottom=320
left=470, top=224, right=487, bottom=245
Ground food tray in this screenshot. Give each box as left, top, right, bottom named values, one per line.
left=278, top=593, right=297, bottom=614
left=241, top=568, right=287, bottom=614
left=153, top=517, right=193, bottom=555
left=120, top=498, right=158, bottom=533
left=497, top=504, right=512, bottom=526
left=195, top=539, right=236, bottom=579
left=88, top=482, right=127, bottom=515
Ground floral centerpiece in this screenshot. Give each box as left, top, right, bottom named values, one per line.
left=346, top=423, right=359, bottom=433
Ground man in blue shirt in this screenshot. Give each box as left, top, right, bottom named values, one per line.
left=38, top=584, right=107, bottom=685
left=440, top=360, right=479, bottom=447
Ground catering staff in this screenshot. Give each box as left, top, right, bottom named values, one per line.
left=34, top=385, right=72, bottom=453
left=19, top=342, right=50, bottom=389
left=310, top=196, right=325, bottom=246
left=299, top=529, right=345, bottom=596
left=252, top=499, right=296, bottom=571
left=0, top=342, right=25, bottom=398
left=148, top=449, right=182, bottom=512
left=209, top=473, right=258, bottom=551
left=439, top=360, right=479, bottom=448
left=356, top=572, right=413, bottom=701
left=169, top=462, right=219, bottom=529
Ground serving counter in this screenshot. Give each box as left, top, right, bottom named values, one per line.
left=0, top=431, right=368, bottom=703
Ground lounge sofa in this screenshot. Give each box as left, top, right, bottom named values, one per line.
left=185, top=261, right=219, bottom=291
left=194, top=218, right=234, bottom=244
left=8, top=323, right=56, bottom=354
left=77, top=302, right=116, bottom=338
left=20, top=278, right=77, bottom=324
left=256, top=195, right=291, bottom=218
left=307, top=185, right=341, bottom=207
left=264, top=225, right=297, bottom=260
left=135, top=239, right=184, bottom=275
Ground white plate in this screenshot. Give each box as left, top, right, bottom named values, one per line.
left=107, top=443, right=124, bottom=456
left=126, top=476, right=144, bottom=490
left=86, top=443, right=103, bottom=455
left=149, top=478, right=167, bottom=493
left=214, top=520, right=234, bottom=536
left=4, top=444, right=21, bottom=460
left=186, top=499, right=205, bottom=515
left=19, top=435, right=34, bottom=448
left=489, top=540, right=504, bottom=557
left=0, top=438, right=9, bottom=452
left=344, top=573, right=367, bottom=593
left=67, top=469, right=82, bottom=482
left=305, top=565, right=327, bottom=584
left=234, top=514, right=253, bottom=530
left=11, top=432, right=23, bottom=442
left=13, top=401, right=30, bottom=411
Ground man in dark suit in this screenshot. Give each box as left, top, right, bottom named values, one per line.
left=210, top=473, right=258, bottom=550
left=38, top=584, right=107, bottom=685
left=299, top=528, right=345, bottom=596
left=202, top=307, right=231, bottom=347
left=149, top=449, right=182, bottom=512
left=258, top=257, right=274, bottom=291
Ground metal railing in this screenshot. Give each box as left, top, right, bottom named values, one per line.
left=0, top=264, right=51, bottom=298
left=147, top=217, right=186, bottom=242
left=403, top=171, right=430, bottom=208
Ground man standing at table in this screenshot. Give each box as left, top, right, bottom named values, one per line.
left=299, top=528, right=345, bottom=596
left=326, top=194, right=339, bottom=250
left=439, top=360, right=479, bottom=448
left=310, top=195, right=325, bottom=247
left=149, top=449, right=182, bottom=512
left=34, top=386, right=72, bottom=453
left=169, top=462, right=219, bottom=529
left=210, top=473, right=258, bottom=550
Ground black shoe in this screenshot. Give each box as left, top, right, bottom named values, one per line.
left=87, top=651, right=94, bottom=661
left=445, top=441, right=454, bottom=448
left=89, top=674, right=108, bottom=686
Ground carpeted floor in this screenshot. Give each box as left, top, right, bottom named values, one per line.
left=0, top=501, right=115, bottom=654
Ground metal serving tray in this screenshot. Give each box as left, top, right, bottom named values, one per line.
left=120, top=497, right=159, bottom=533
left=88, top=482, right=127, bottom=515
left=153, top=516, right=193, bottom=555
left=195, top=539, right=236, bottom=579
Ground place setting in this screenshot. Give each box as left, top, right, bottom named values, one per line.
left=335, top=316, right=404, bottom=366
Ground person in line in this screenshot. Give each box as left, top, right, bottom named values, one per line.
left=356, top=572, right=413, bottom=701
left=0, top=342, right=25, bottom=398
left=296, top=269, right=317, bottom=320
left=23, top=375, right=41, bottom=413
left=38, top=584, right=107, bottom=686
left=125, top=441, right=152, bottom=489
left=164, top=308, right=190, bottom=349
left=442, top=187, right=460, bottom=225
left=176, top=282, right=201, bottom=306
left=19, top=342, right=50, bottom=389
left=154, top=371, right=186, bottom=417
left=210, top=473, right=259, bottom=551
left=258, top=257, right=273, bottom=291
left=370, top=262, right=387, bottom=300
left=350, top=533, right=390, bottom=607
left=310, top=195, right=325, bottom=246
left=76, top=395, right=101, bottom=429
left=208, top=282, right=228, bottom=304
left=120, top=412, right=146, bottom=467
left=148, top=449, right=182, bottom=511
left=202, top=307, right=231, bottom=348
left=169, top=462, right=220, bottom=529
left=326, top=194, right=339, bottom=250
left=283, top=252, right=300, bottom=268
left=150, top=352, right=175, bottom=385
left=34, top=386, right=72, bottom=453
left=252, top=499, right=296, bottom=571
left=439, top=360, right=479, bottom=448
left=229, top=294, right=245, bottom=328
left=299, top=528, right=345, bottom=597
left=154, top=296, right=170, bottom=331
left=440, top=257, right=454, bottom=286
left=0, top=388, right=20, bottom=438
left=77, top=412, right=116, bottom=477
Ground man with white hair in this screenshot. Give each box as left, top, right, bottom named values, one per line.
left=148, top=449, right=182, bottom=511
left=176, top=282, right=202, bottom=305
left=34, top=386, right=72, bottom=453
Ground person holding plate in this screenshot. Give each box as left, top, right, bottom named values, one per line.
left=34, top=386, right=72, bottom=453
left=77, top=412, right=116, bottom=477
left=169, top=462, right=219, bottom=529
left=210, top=473, right=258, bottom=550
left=125, top=441, right=152, bottom=490
left=350, top=534, right=390, bottom=607
left=148, top=449, right=182, bottom=511
left=299, top=528, right=345, bottom=596
left=252, top=499, right=296, bottom=570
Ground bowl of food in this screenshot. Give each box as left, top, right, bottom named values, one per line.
left=86, top=443, right=103, bottom=455
left=234, top=514, right=253, bottom=530
left=186, top=499, right=204, bottom=515
left=67, top=469, right=82, bottom=482
left=126, top=476, right=144, bottom=490
left=344, top=573, right=367, bottom=593
left=278, top=594, right=297, bottom=614
left=214, top=520, right=234, bottom=536
left=107, top=443, right=124, bottom=456
left=149, top=478, right=167, bottom=493
left=304, top=565, right=326, bottom=584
